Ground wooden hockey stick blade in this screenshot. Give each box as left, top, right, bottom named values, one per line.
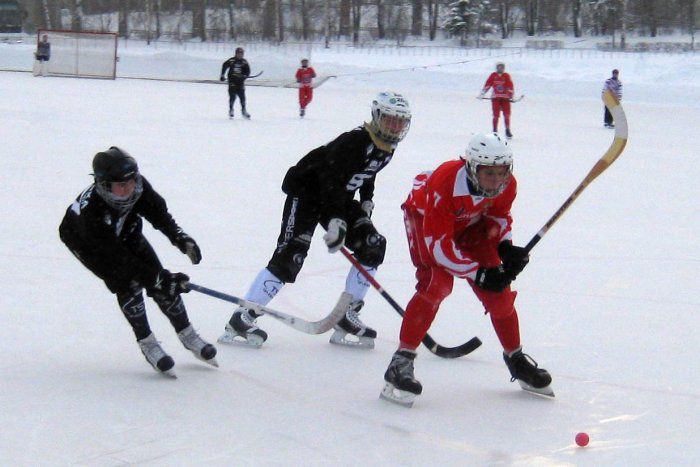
left=524, top=90, right=628, bottom=252
left=187, top=282, right=347, bottom=334
left=248, top=71, right=264, bottom=78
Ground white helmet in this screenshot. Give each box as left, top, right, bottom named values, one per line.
left=370, top=91, right=411, bottom=145
left=464, top=132, right=513, bottom=197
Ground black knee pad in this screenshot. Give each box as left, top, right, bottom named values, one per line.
left=349, top=223, right=386, bottom=268
left=267, top=235, right=310, bottom=283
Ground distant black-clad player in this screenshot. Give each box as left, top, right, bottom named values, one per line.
left=218, top=92, right=412, bottom=349
left=59, top=147, right=217, bottom=377
left=220, top=47, right=251, bottom=119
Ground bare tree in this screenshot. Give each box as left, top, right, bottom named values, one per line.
left=572, top=0, right=582, bottom=37
left=118, top=0, right=130, bottom=37
left=427, top=0, right=439, bottom=40
left=377, top=0, right=386, bottom=39
left=497, top=0, right=513, bottom=39
left=192, top=0, right=207, bottom=41
left=66, top=0, right=84, bottom=31
left=226, top=0, right=236, bottom=39
left=411, top=0, right=423, bottom=36
left=277, top=0, right=285, bottom=41
left=525, top=0, right=538, bottom=36
left=351, top=0, right=361, bottom=43
left=262, top=0, right=276, bottom=39
left=339, top=0, right=351, bottom=37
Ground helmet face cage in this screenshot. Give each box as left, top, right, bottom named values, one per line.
left=371, top=92, right=412, bottom=144
left=465, top=133, right=513, bottom=197
left=92, top=147, right=143, bottom=213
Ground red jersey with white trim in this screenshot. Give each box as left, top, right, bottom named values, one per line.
left=295, top=66, right=316, bottom=87
left=482, top=72, right=514, bottom=99
left=403, top=159, right=516, bottom=280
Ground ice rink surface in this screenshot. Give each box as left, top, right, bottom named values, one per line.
left=1, top=42, right=699, bottom=465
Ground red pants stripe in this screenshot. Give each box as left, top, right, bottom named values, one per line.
left=399, top=208, right=521, bottom=352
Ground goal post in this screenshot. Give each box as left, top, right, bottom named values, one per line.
left=36, top=29, right=118, bottom=79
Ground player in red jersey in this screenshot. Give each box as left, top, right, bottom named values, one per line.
left=295, top=58, right=317, bottom=117
left=380, top=133, right=552, bottom=407
left=480, top=62, right=515, bottom=138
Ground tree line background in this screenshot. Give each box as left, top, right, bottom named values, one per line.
left=16, top=0, right=698, bottom=47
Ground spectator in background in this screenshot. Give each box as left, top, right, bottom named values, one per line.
left=603, top=69, right=622, bottom=128
left=34, top=34, right=51, bottom=77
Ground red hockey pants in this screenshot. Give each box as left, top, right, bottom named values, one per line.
left=492, top=98, right=511, bottom=132
left=399, top=208, right=521, bottom=353
left=299, top=85, right=313, bottom=110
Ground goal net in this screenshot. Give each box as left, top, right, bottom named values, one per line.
left=36, top=29, right=118, bottom=79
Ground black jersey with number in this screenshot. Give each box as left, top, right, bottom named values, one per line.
left=59, top=176, right=183, bottom=288
left=221, top=57, right=250, bottom=86
left=281, top=124, right=395, bottom=221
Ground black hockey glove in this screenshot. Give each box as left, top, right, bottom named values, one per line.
left=219, top=75, right=225, bottom=82
left=174, top=232, right=202, bottom=264
left=152, top=269, right=190, bottom=299
left=475, top=265, right=513, bottom=292
left=498, top=240, right=529, bottom=278
left=360, top=200, right=374, bottom=218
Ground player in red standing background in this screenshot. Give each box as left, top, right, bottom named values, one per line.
left=295, top=58, right=316, bottom=117
left=480, top=62, right=515, bottom=138
left=380, top=133, right=552, bottom=407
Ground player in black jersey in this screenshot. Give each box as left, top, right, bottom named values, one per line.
left=220, top=47, right=251, bottom=119
left=219, top=92, right=412, bottom=349
left=59, top=147, right=217, bottom=376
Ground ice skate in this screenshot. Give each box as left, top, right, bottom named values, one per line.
left=505, top=128, right=513, bottom=138
left=329, top=298, right=376, bottom=349
left=504, top=348, right=554, bottom=397
left=242, top=108, right=251, bottom=119
left=300, top=108, right=305, bottom=118
left=138, top=333, right=176, bottom=378
left=177, top=324, right=218, bottom=367
left=380, top=350, right=422, bottom=407
left=218, top=307, right=268, bottom=348
left=229, top=109, right=234, bottom=119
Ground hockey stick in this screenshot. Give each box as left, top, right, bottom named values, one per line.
left=477, top=94, right=524, bottom=103
left=186, top=282, right=348, bottom=335
left=248, top=71, right=264, bottom=79
left=340, top=248, right=482, bottom=358
left=524, top=90, right=627, bottom=253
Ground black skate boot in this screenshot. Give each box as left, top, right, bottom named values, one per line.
left=218, top=307, right=268, bottom=348
left=380, top=349, right=423, bottom=407
left=504, top=348, right=554, bottom=397
left=300, top=108, right=305, bottom=117
left=178, top=324, right=218, bottom=367
left=505, top=128, right=513, bottom=138
left=329, top=299, right=376, bottom=349
left=138, top=333, right=176, bottom=377
left=229, top=109, right=234, bottom=119
left=242, top=108, right=251, bottom=119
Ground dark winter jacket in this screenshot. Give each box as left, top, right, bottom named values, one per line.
left=281, top=124, right=394, bottom=221
left=59, top=176, right=183, bottom=292
left=221, top=57, right=250, bottom=87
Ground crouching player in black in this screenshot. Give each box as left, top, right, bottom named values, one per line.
left=219, top=92, right=411, bottom=349
left=59, top=147, right=217, bottom=376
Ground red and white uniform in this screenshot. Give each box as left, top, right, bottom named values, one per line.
left=295, top=66, right=316, bottom=110
left=399, top=159, right=521, bottom=352
left=482, top=72, right=514, bottom=132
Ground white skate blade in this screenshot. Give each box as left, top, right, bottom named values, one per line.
left=329, top=330, right=374, bottom=349
left=218, top=330, right=264, bottom=348
left=518, top=380, right=555, bottom=398
left=380, top=383, right=416, bottom=408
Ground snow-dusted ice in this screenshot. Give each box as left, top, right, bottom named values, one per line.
left=1, top=40, right=699, bottom=465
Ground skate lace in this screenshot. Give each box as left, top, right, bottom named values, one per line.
left=393, top=354, right=415, bottom=378
left=139, top=337, right=167, bottom=364
left=179, top=327, right=207, bottom=351
left=510, top=352, right=539, bottom=382
left=346, top=301, right=367, bottom=329
left=239, top=309, right=259, bottom=328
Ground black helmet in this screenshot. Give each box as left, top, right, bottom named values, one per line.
left=92, top=146, right=139, bottom=183
left=92, top=147, right=143, bottom=212
left=235, top=47, right=244, bottom=55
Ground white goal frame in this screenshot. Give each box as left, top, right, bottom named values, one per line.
left=37, top=29, right=118, bottom=80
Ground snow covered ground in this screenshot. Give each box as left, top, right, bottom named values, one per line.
left=1, top=41, right=699, bottom=465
